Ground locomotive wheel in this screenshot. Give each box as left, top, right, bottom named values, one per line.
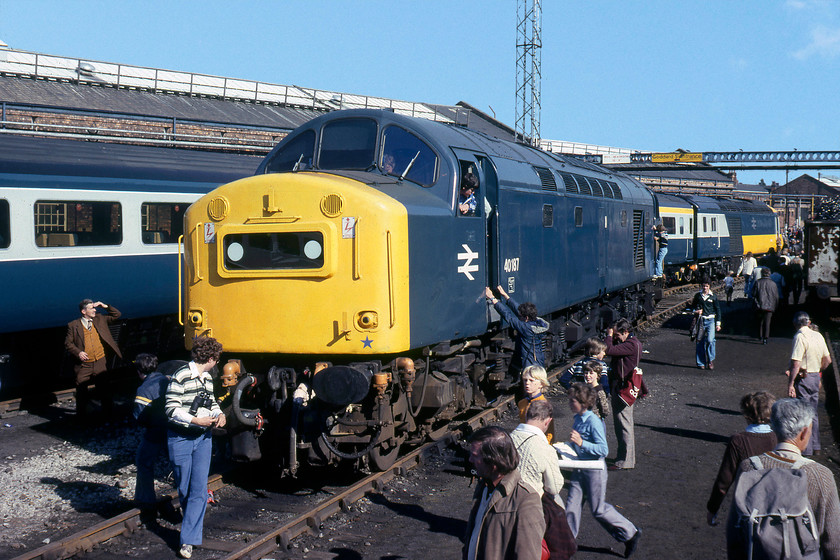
left=368, top=437, right=403, bottom=471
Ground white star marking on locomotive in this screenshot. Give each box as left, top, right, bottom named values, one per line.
left=751, top=217, right=757, bottom=229
left=457, top=244, right=479, bottom=280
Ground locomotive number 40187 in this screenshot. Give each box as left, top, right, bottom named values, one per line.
left=503, top=258, right=520, bottom=272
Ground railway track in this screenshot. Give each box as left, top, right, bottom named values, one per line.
left=13, top=391, right=515, bottom=560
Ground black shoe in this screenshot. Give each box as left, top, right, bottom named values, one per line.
left=624, top=528, right=642, bottom=558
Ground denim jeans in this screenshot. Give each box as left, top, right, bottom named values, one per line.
left=168, top=430, right=212, bottom=546
left=696, top=317, right=716, bottom=366
left=744, top=276, right=755, bottom=298
left=654, top=247, right=668, bottom=277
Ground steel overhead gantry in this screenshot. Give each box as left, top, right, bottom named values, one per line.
left=626, top=150, right=840, bottom=170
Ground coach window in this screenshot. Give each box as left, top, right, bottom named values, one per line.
left=34, top=201, right=122, bottom=247
left=141, top=202, right=188, bottom=244
left=574, top=206, right=583, bottom=227
left=380, top=126, right=438, bottom=186
left=319, top=118, right=377, bottom=170
left=679, top=216, right=685, bottom=235
left=711, top=217, right=717, bottom=232
left=264, top=130, right=316, bottom=173
left=0, top=199, right=9, bottom=248
left=663, top=216, right=676, bottom=234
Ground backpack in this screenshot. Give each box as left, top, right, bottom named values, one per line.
left=731, top=455, right=820, bottom=559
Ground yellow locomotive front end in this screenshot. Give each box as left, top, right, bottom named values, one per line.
left=182, top=171, right=410, bottom=355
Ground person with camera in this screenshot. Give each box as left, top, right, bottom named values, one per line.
left=164, top=337, right=226, bottom=559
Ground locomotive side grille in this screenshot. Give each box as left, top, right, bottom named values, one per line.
left=560, top=172, right=579, bottom=194
left=727, top=216, right=743, bottom=254
left=589, top=178, right=604, bottom=197
left=534, top=166, right=557, bottom=191
left=574, top=174, right=592, bottom=196
left=633, top=210, right=645, bottom=269
left=599, top=179, right=614, bottom=198
left=610, top=181, right=623, bottom=200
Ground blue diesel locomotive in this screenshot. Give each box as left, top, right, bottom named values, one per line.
left=182, top=109, right=660, bottom=472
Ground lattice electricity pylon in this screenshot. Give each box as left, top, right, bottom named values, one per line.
left=515, top=0, right=542, bottom=146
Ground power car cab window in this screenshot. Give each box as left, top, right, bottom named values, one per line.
left=380, top=126, right=438, bottom=186
left=264, top=130, right=316, bottom=173
left=318, top=118, right=377, bottom=170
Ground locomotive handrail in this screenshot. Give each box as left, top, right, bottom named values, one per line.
left=193, top=223, right=204, bottom=281
left=353, top=217, right=361, bottom=280
left=177, top=234, right=184, bottom=326
left=387, top=231, right=395, bottom=328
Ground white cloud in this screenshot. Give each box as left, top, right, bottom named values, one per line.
left=793, top=25, right=840, bottom=59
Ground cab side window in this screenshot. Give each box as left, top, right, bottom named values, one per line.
left=381, top=126, right=438, bottom=186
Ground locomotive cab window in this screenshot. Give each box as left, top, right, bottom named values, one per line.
left=141, top=202, right=188, bottom=244
left=223, top=231, right=324, bottom=270
left=34, top=200, right=122, bottom=247
left=0, top=199, right=9, bottom=248
left=319, top=118, right=377, bottom=170
left=380, top=126, right=438, bottom=186
left=264, top=130, right=316, bottom=173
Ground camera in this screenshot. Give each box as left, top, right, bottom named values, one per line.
left=188, top=391, right=214, bottom=415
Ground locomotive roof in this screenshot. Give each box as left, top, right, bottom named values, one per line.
left=0, top=134, right=261, bottom=184
left=268, top=109, right=645, bottom=195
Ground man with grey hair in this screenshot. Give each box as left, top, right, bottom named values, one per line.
left=726, top=398, right=840, bottom=559
left=786, top=311, right=830, bottom=456
left=464, top=426, right=545, bottom=560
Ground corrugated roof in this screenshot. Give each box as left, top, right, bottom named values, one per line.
left=0, top=76, right=321, bottom=129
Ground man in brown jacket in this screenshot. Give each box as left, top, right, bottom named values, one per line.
left=65, top=299, right=122, bottom=419
left=464, top=426, right=545, bottom=560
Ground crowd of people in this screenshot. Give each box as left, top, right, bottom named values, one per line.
left=65, top=299, right=226, bottom=559
left=473, top=265, right=840, bottom=559
left=65, top=256, right=839, bottom=559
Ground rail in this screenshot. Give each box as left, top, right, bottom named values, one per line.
left=0, top=48, right=470, bottom=125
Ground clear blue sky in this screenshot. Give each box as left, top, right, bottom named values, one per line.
left=2, top=0, right=839, bottom=185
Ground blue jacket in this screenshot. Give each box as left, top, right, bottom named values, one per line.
left=571, top=410, right=608, bottom=460
left=494, top=296, right=550, bottom=369
left=133, top=371, right=170, bottom=442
